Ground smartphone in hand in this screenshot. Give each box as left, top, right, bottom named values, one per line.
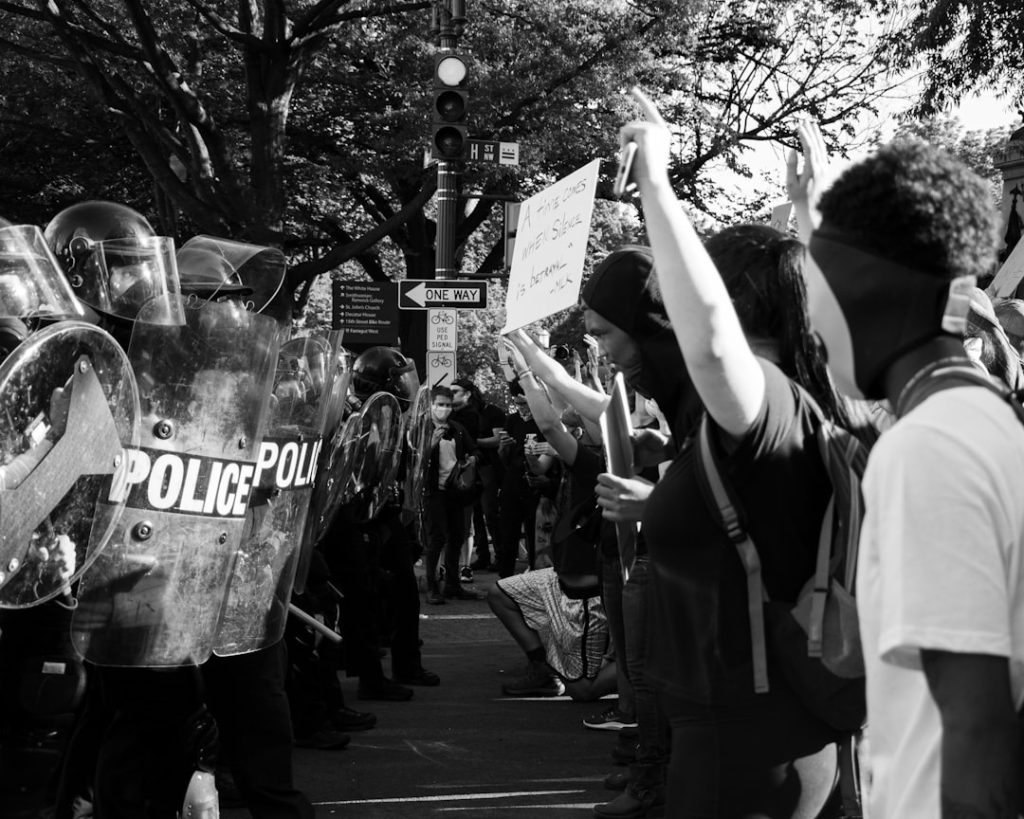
left=613, top=142, right=637, bottom=197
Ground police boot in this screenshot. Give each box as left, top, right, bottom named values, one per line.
left=592, top=761, right=665, bottom=818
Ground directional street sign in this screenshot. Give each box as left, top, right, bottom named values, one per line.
left=398, top=279, right=487, bottom=310
left=467, top=140, right=520, bottom=166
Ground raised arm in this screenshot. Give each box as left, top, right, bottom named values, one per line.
left=622, top=88, right=763, bottom=438
left=504, top=329, right=610, bottom=423
left=503, top=338, right=579, bottom=466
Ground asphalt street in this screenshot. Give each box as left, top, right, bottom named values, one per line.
left=226, top=568, right=622, bottom=818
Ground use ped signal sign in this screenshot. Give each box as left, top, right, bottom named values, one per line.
left=398, top=280, right=487, bottom=310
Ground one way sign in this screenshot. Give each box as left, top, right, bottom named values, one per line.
left=398, top=280, right=488, bottom=310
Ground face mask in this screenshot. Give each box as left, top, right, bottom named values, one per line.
left=807, top=230, right=974, bottom=399
left=433, top=407, right=452, bottom=421
left=620, top=359, right=647, bottom=396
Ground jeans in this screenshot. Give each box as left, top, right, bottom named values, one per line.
left=622, top=556, right=668, bottom=768
left=601, top=555, right=634, bottom=721
left=424, top=490, right=466, bottom=591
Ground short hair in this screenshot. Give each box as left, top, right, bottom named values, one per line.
left=430, top=385, right=453, bottom=402
left=818, top=139, right=1000, bottom=281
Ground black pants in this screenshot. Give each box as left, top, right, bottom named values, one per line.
left=496, top=482, right=539, bottom=578
left=472, top=463, right=501, bottom=563
left=204, top=644, right=315, bottom=819
left=424, top=490, right=466, bottom=592
left=660, top=681, right=838, bottom=818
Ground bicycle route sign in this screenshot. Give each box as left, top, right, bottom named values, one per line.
left=427, top=309, right=457, bottom=352
left=398, top=280, right=487, bottom=310
left=426, top=351, right=457, bottom=389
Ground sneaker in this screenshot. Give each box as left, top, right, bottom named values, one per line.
left=500, top=661, right=565, bottom=697
left=426, top=590, right=446, bottom=605
left=584, top=706, right=638, bottom=731
left=330, top=706, right=377, bottom=732
left=459, top=565, right=473, bottom=583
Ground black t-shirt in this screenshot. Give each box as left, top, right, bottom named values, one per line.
left=642, top=360, right=831, bottom=706
left=501, top=413, right=541, bottom=476
left=555, top=443, right=618, bottom=565
left=452, top=405, right=482, bottom=440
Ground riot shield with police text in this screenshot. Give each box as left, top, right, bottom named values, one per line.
left=0, top=322, right=138, bottom=608
left=293, top=336, right=350, bottom=593
left=71, top=297, right=279, bottom=666
left=347, top=392, right=403, bottom=523
left=214, top=335, right=333, bottom=656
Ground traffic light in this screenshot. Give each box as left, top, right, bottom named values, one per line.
left=431, top=53, right=469, bottom=160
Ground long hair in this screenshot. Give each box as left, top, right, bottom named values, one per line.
left=705, top=223, right=849, bottom=426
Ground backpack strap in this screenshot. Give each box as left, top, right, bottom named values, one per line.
left=898, top=361, right=1024, bottom=422
left=806, top=498, right=835, bottom=659
left=696, top=416, right=770, bottom=694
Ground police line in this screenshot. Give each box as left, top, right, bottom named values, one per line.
left=107, top=438, right=324, bottom=517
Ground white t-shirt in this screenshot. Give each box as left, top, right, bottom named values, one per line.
left=857, top=386, right=1024, bottom=818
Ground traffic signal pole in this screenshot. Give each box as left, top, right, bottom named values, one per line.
left=430, top=0, right=466, bottom=278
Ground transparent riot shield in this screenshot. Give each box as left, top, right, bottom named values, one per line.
left=402, top=384, right=433, bottom=518
left=293, top=338, right=350, bottom=593
left=214, top=335, right=333, bottom=656
left=71, top=297, right=279, bottom=667
left=0, top=322, right=138, bottom=608
left=305, top=411, right=361, bottom=551
left=366, top=396, right=406, bottom=521
left=348, top=392, right=402, bottom=523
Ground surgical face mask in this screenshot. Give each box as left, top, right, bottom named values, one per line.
left=806, top=230, right=974, bottom=399
left=432, top=405, right=452, bottom=422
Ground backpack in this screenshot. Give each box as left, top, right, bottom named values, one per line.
left=695, top=389, right=869, bottom=734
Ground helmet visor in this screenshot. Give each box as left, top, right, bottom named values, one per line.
left=177, top=236, right=285, bottom=313
left=69, top=235, right=183, bottom=324
left=0, top=226, right=85, bottom=320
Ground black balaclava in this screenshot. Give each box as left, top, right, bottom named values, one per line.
left=581, top=246, right=703, bottom=442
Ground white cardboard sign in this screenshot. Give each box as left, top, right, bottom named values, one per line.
left=501, top=159, right=601, bottom=333
left=987, top=239, right=1024, bottom=299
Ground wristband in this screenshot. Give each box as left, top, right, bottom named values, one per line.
left=515, top=368, right=533, bottom=380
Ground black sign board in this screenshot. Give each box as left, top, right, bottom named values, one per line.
left=332, top=280, right=399, bottom=345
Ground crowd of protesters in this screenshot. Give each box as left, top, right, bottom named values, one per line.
left=1, top=82, right=1022, bottom=819
left=456, top=90, right=1024, bottom=819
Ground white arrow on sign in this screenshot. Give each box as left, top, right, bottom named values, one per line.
left=405, top=282, right=484, bottom=307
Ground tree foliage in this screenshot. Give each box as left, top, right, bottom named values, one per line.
left=0, top=0, right=898, bottom=318
left=878, top=0, right=1024, bottom=115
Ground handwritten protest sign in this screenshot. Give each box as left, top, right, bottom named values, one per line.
left=769, top=202, right=793, bottom=232
left=501, top=159, right=601, bottom=333
left=987, top=239, right=1024, bottom=299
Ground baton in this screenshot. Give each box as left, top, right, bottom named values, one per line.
left=288, top=602, right=343, bottom=644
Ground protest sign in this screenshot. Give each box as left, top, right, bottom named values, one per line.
left=501, top=159, right=601, bottom=333
left=987, top=239, right=1024, bottom=298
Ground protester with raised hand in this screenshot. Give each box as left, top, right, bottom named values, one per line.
left=614, top=87, right=849, bottom=817
left=790, top=120, right=1024, bottom=819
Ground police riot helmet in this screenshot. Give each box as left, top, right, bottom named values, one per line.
left=176, top=236, right=285, bottom=314
left=351, top=346, right=420, bottom=407
left=44, top=201, right=182, bottom=324
left=0, top=225, right=85, bottom=323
